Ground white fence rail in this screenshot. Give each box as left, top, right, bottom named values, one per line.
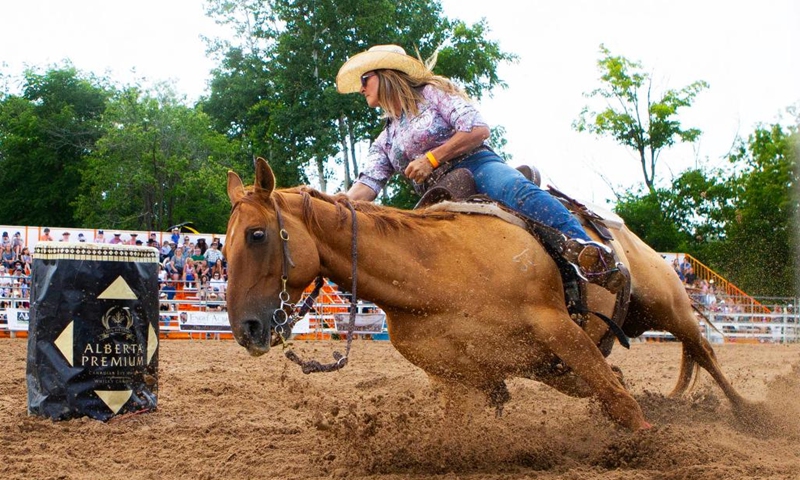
left=3, top=277, right=798, bottom=343
left=642, top=311, right=800, bottom=344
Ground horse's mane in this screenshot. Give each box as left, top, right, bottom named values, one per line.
left=277, top=186, right=457, bottom=235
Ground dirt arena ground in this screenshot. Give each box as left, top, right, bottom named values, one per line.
left=2, top=338, right=799, bottom=480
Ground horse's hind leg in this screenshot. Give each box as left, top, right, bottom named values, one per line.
left=529, top=307, right=649, bottom=431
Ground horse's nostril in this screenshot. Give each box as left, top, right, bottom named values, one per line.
left=243, top=319, right=267, bottom=343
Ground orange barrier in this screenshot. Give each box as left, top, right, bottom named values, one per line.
left=681, top=253, right=771, bottom=314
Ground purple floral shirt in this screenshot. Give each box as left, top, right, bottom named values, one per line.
left=356, top=85, right=488, bottom=194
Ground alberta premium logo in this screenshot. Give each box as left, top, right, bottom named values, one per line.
left=99, top=306, right=136, bottom=341
left=81, top=306, right=144, bottom=369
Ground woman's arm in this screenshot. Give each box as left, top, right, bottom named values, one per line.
left=346, top=182, right=379, bottom=201
left=403, top=126, right=490, bottom=184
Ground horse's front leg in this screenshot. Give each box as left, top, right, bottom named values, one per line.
left=526, top=306, right=650, bottom=431
left=527, top=360, right=626, bottom=399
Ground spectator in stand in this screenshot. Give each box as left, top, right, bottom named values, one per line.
left=109, top=232, right=123, bottom=244
left=196, top=256, right=211, bottom=281
left=1, top=232, right=10, bottom=249
left=20, top=247, right=32, bottom=270
left=2, top=245, right=15, bottom=269
left=94, top=229, right=106, bottom=243
left=698, top=279, right=710, bottom=303
left=160, top=279, right=177, bottom=310
left=16, top=259, right=30, bottom=277
left=127, top=233, right=139, bottom=245
left=684, top=266, right=697, bottom=286
left=204, top=241, right=224, bottom=276
left=11, top=265, right=25, bottom=299
left=157, top=263, right=168, bottom=284
left=78, top=233, right=87, bottom=243
left=672, top=258, right=684, bottom=282
left=170, top=228, right=181, bottom=245
left=60, top=232, right=71, bottom=242
left=160, top=241, right=175, bottom=263
left=183, top=258, right=197, bottom=289
left=11, top=232, right=23, bottom=257
left=209, top=271, right=227, bottom=301
left=190, top=246, right=206, bottom=271
left=209, top=258, right=225, bottom=280
left=706, top=280, right=718, bottom=308
left=197, top=273, right=211, bottom=302
left=196, top=238, right=208, bottom=255
left=40, top=228, right=53, bottom=242
left=165, top=247, right=187, bottom=278
left=680, top=257, right=692, bottom=277
left=0, top=265, right=11, bottom=296
left=180, top=236, right=193, bottom=258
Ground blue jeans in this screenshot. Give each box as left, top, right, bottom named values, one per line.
left=457, top=151, right=591, bottom=241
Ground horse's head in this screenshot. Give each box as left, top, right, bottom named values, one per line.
left=224, top=158, right=320, bottom=356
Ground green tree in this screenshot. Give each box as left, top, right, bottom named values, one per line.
left=74, top=84, right=243, bottom=233
left=712, top=121, right=798, bottom=296
left=0, top=65, right=109, bottom=226
left=201, top=0, right=515, bottom=201
left=614, top=188, right=687, bottom=252
left=614, top=117, right=798, bottom=296
left=202, top=47, right=299, bottom=186
left=614, top=167, right=733, bottom=255
left=574, top=45, right=708, bottom=194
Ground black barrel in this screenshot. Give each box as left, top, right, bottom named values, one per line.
left=26, top=242, right=160, bottom=421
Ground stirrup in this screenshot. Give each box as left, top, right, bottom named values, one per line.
left=563, top=239, right=625, bottom=294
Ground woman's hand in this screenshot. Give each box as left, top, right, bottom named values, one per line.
left=404, top=156, right=435, bottom=183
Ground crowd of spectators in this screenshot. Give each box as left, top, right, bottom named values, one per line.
left=0, top=227, right=229, bottom=313
left=668, top=255, right=780, bottom=322
left=671, top=256, right=733, bottom=313
left=1, top=232, right=33, bottom=305
left=157, top=227, right=228, bottom=311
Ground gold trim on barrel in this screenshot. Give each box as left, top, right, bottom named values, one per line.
left=33, top=242, right=159, bottom=263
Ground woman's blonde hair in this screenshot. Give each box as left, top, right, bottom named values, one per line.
left=374, top=69, right=470, bottom=120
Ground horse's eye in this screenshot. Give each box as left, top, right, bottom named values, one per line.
left=249, top=229, right=267, bottom=244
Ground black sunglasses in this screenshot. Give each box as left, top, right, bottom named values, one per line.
left=360, top=72, right=376, bottom=88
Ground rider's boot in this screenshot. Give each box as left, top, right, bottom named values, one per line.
left=564, top=239, right=626, bottom=294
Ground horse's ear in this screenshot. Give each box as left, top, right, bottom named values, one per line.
left=254, top=157, right=275, bottom=195
left=227, top=171, right=245, bottom=205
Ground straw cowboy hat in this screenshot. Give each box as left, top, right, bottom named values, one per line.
left=336, top=44, right=431, bottom=93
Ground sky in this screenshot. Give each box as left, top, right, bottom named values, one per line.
left=2, top=0, right=798, bottom=204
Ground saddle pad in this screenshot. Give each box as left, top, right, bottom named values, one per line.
left=425, top=201, right=528, bottom=229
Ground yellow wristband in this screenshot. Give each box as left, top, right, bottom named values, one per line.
left=426, top=151, right=440, bottom=169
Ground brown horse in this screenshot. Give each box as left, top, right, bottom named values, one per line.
left=224, top=158, right=750, bottom=431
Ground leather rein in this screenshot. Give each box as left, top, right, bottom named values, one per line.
left=268, top=195, right=359, bottom=374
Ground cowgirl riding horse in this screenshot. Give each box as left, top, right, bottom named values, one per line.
left=337, top=44, right=624, bottom=293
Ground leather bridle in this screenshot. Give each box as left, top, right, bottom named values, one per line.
left=266, top=195, right=360, bottom=374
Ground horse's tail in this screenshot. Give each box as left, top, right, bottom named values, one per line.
left=691, top=301, right=723, bottom=336
left=670, top=346, right=702, bottom=397
left=668, top=299, right=717, bottom=397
